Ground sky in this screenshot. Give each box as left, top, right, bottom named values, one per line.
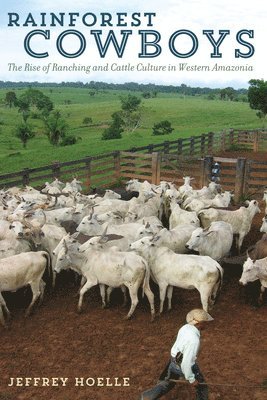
left=0, top=0, right=266, bottom=88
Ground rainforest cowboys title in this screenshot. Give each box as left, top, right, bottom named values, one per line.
left=7, top=11, right=255, bottom=60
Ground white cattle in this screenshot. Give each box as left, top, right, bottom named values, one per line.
left=125, top=179, right=152, bottom=193
left=182, top=181, right=221, bottom=205
left=103, top=190, right=121, bottom=200
left=239, top=256, right=267, bottom=305
left=198, top=200, right=261, bottom=253
left=76, top=217, right=161, bottom=242
left=44, top=207, right=74, bottom=225
left=185, top=192, right=232, bottom=212
left=169, top=200, right=199, bottom=229
left=17, top=222, right=67, bottom=286
left=128, top=192, right=163, bottom=221
left=129, top=236, right=223, bottom=313
left=185, top=221, right=233, bottom=261
left=54, top=239, right=155, bottom=320
left=152, top=223, right=197, bottom=253
left=42, top=182, right=62, bottom=195
left=0, top=251, right=51, bottom=326
left=177, top=177, right=194, bottom=197
left=260, top=216, right=267, bottom=233
left=62, top=178, right=83, bottom=194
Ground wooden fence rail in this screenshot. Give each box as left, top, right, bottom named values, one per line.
left=0, top=129, right=266, bottom=201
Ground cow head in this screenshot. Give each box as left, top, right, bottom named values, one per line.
left=239, top=256, right=258, bottom=286
left=260, top=216, right=267, bottom=233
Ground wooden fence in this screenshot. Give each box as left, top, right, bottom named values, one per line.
left=217, top=129, right=267, bottom=152
left=0, top=129, right=266, bottom=201
left=0, top=152, right=121, bottom=192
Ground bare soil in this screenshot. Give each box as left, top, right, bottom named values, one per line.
left=0, top=150, right=266, bottom=400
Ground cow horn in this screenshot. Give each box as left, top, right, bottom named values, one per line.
left=101, top=225, right=108, bottom=238
left=63, top=239, right=68, bottom=253
left=22, top=216, right=34, bottom=229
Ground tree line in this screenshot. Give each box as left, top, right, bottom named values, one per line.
left=0, top=80, right=247, bottom=97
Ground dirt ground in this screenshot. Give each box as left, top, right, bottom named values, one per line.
left=0, top=150, right=267, bottom=400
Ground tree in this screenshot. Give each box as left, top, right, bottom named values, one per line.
left=16, top=88, right=53, bottom=119
left=248, top=79, right=267, bottom=125
left=102, top=112, right=124, bottom=140
left=16, top=96, right=31, bottom=122
left=15, top=122, right=35, bottom=148
left=5, top=91, right=17, bottom=108
left=152, top=120, right=174, bottom=136
left=82, top=117, right=93, bottom=126
left=44, top=110, right=68, bottom=146
left=119, top=94, right=142, bottom=132
left=220, top=87, right=236, bottom=101
left=120, top=94, right=141, bottom=112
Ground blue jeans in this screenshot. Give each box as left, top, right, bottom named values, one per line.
left=140, top=360, right=208, bottom=400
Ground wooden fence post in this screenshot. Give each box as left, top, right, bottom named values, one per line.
left=163, top=141, right=170, bottom=154
left=151, top=152, right=161, bottom=184
left=177, top=139, right=183, bottom=154
left=234, top=158, right=247, bottom=203
left=202, top=156, right=213, bottom=186
left=253, top=131, right=259, bottom=152
left=114, top=151, right=121, bottom=182
left=200, top=134, right=206, bottom=154
left=22, top=168, right=30, bottom=186
left=190, top=136, right=195, bottom=155
left=85, top=157, right=92, bottom=192
left=52, top=161, right=60, bottom=178
left=229, top=129, right=234, bottom=147
left=207, top=132, right=214, bottom=152
left=148, top=144, right=154, bottom=153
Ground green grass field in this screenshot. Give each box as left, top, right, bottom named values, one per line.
left=0, top=86, right=262, bottom=175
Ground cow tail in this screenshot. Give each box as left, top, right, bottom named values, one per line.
left=42, top=251, right=53, bottom=289
left=212, top=265, right=223, bottom=304
left=142, top=259, right=151, bottom=298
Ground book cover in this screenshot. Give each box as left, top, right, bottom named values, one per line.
left=0, top=1, right=266, bottom=400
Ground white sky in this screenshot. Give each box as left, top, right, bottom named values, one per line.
left=1, top=0, right=266, bottom=88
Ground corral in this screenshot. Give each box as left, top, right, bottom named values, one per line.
left=0, top=148, right=266, bottom=400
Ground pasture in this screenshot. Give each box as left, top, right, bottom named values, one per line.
left=0, top=86, right=263, bottom=174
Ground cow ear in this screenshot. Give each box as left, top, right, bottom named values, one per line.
left=205, top=230, right=215, bottom=236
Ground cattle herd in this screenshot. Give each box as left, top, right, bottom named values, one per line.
left=0, top=177, right=266, bottom=328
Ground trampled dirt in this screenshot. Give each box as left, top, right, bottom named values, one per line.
left=0, top=150, right=266, bottom=400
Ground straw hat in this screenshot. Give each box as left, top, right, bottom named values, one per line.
left=186, top=309, right=214, bottom=324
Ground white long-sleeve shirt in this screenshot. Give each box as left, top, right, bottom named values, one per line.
left=170, top=323, right=200, bottom=383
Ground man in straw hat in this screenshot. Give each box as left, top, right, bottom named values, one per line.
left=140, top=308, right=214, bottom=399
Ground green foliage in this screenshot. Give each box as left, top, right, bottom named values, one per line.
left=5, top=91, right=17, bottom=108
left=152, top=120, right=174, bottom=136
left=15, top=88, right=54, bottom=121
left=82, top=117, right=93, bottom=126
left=220, top=87, right=236, bottom=101
left=102, top=111, right=123, bottom=140
left=60, top=135, right=79, bottom=146
left=15, top=121, right=35, bottom=148
left=248, top=79, right=267, bottom=125
left=119, top=94, right=143, bottom=132
left=43, top=110, right=68, bottom=146
left=120, top=94, right=141, bottom=112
